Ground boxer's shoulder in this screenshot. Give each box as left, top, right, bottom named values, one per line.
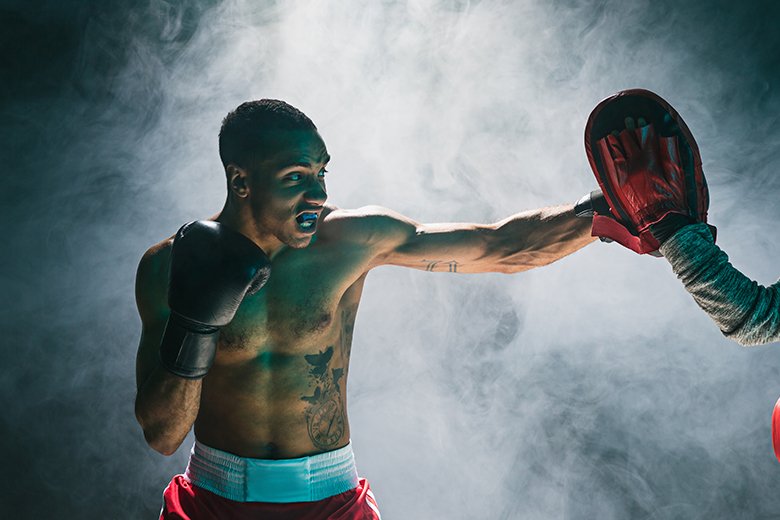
left=139, top=236, right=173, bottom=270
left=135, top=236, right=173, bottom=324
left=137, top=238, right=173, bottom=287
left=318, top=204, right=414, bottom=247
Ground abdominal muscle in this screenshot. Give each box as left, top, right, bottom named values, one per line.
left=189, top=235, right=367, bottom=460
left=192, top=335, right=352, bottom=460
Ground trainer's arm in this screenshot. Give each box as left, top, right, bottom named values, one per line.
left=367, top=204, right=595, bottom=273
left=659, top=223, right=780, bottom=346
left=134, top=246, right=202, bottom=456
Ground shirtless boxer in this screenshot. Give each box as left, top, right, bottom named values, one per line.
left=135, top=99, right=596, bottom=519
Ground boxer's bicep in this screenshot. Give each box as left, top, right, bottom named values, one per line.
left=358, top=206, right=492, bottom=273
left=385, top=222, right=494, bottom=273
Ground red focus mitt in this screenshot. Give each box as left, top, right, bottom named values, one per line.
left=584, top=89, right=715, bottom=255
left=772, top=398, right=780, bottom=463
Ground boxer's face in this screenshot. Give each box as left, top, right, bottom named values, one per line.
left=245, top=129, right=330, bottom=249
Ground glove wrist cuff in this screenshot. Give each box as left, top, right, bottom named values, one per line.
left=574, top=189, right=610, bottom=218
left=159, top=312, right=219, bottom=379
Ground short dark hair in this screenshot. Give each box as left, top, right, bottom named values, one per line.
left=218, top=99, right=317, bottom=170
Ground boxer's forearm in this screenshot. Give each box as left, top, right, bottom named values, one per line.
left=660, top=223, right=780, bottom=346
left=135, top=365, right=202, bottom=456
left=488, top=205, right=596, bottom=272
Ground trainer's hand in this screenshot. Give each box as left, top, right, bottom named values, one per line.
left=159, top=221, right=271, bottom=378
left=614, top=117, right=695, bottom=244
left=594, top=115, right=704, bottom=254
left=599, top=119, right=689, bottom=232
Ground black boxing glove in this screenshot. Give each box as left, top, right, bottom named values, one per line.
left=574, top=189, right=611, bottom=218
left=159, top=221, right=271, bottom=378
left=574, top=189, right=616, bottom=244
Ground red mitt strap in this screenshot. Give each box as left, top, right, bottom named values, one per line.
left=591, top=214, right=660, bottom=255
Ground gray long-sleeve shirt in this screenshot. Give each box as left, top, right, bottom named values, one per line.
left=659, top=223, right=780, bottom=346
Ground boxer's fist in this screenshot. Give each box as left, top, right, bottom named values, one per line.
left=574, top=189, right=615, bottom=244
left=574, top=189, right=611, bottom=218
left=159, top=221, right=271, bottom=378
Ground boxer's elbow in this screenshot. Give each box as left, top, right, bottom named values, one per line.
left=135, top=400, right=184, bottom=456
left=139, top=421, right=183, bottom=456
left=145, top=431, right=181, bottom=456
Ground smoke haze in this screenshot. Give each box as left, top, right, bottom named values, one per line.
left=2, top=0, right=780, bottom=517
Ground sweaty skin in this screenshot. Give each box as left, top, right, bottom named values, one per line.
left=135, top=129, right=596, bottom=459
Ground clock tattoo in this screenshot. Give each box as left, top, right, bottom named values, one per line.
left=301, top=346, right=346, bottom=449
left=308, top=398, right=345, bottom=448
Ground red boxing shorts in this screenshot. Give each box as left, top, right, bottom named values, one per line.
left=160, top=475, right=381, bottom=519
left=160, top=441, right=381, bottom=519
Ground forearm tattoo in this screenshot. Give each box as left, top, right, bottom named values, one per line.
left=422, top=259, right=459, bottom=272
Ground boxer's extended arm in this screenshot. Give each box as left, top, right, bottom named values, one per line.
left=362, top=204, right=595, bottom=273
left=660, top=223, right=780, bottom=346
left=134, top=245, right=202, bottom=456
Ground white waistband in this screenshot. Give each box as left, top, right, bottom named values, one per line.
left=184, top=441, right=359, bottom=503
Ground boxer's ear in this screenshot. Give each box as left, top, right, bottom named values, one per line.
left=226, top=164, right=249, bottom=198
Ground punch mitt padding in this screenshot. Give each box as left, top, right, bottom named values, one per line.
left=584, top=89, right=714, bottom=255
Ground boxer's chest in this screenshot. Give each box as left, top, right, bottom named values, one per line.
left=218, top=242, right=369, bottom=356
